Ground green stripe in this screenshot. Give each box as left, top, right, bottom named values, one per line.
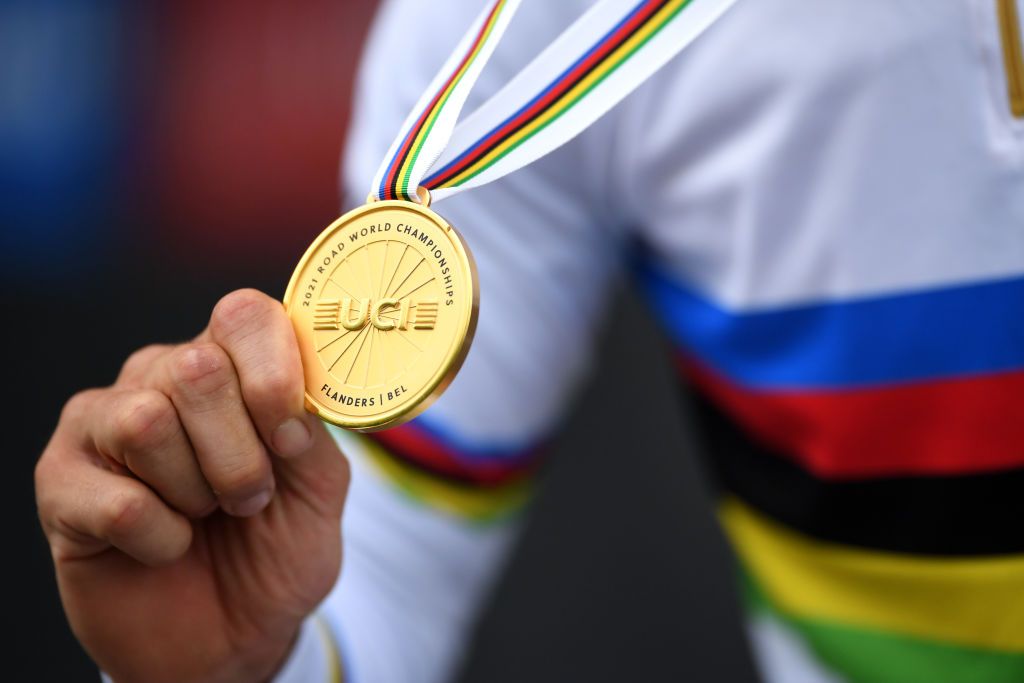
left=441, top=0, right=691, bottom=188
left=398, top=1, right=505, bottom=200
left=741, top=571, right=1024, bottom=683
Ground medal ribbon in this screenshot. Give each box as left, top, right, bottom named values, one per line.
left=371, top=0, right=739, bottom=204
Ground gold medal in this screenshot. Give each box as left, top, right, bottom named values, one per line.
left=285, top=0, right=721, bottom=430
left=284, top=188, right=478, bottom=431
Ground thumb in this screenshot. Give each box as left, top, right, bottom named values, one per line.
left=274, top=414, right=351, bottom=521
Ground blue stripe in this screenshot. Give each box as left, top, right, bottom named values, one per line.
left=422, top=0, right=656, bottom=187
left=638, top=264, right=1024, bottom=389
left=411, top=414, right=541, bottom=463
left=379, top=128, right=410, bottom=200
left=378, top=0, right=518, bottom=200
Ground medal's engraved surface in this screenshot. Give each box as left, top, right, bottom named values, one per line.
left=284, top=199, right=478, bottom=431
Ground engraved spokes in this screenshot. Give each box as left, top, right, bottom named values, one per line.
left=313, top=240, right=440, bottom=388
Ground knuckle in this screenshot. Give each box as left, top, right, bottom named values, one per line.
left=33, top=453, right=57, bottom=513
left=113, top=391, right=176, bottom=452
left=169, top=343, right=233, bottom=397
left=101, top=488, right=149, bottom=538
left=60, top=389, right=101, bottom=424
left=180, top=493, right=217, bottom=520
left=215, top=453, right=270, bottom=496
left=248, top=365, right=300, bottom=411
left=119, top=344, right=171, bottom=382
left=210, top=289, right=274, bottom=340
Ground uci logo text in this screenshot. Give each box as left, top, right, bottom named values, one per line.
left=313, top=298, right=438, bottom=332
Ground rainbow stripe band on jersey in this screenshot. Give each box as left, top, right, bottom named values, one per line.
left=635, top=250, right=1024, bottom=680
left=422, top=0, right=692, bottom=192
left=370, top=0, right=740, bottom=204
left=358, top=431, right=536, bottom=523
left=725, top=499, right=1024, bottom=681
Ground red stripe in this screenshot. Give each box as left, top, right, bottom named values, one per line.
left=367, top=422, right=540, bottom=486
left=426, top=0, right=663, bottom=188
left=382, top=1, right=502, bottom=199
left=681, top=356, right=1024, bottom=479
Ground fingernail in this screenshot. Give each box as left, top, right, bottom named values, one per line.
left=272, top=417, right=313, bottom=458
left=228, top=489, right=273, bottom=517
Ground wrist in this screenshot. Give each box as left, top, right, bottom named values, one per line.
left=99, top=627, right=299, bottom=683
left=263, top=618, right=344, bottom=683
left=230, top=625, right=302, bottom=683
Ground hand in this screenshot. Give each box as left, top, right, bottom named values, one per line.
left=35, top=289, right=350, bottom=683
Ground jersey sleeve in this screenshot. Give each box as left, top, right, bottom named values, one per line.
left=275, top=1, right=626, bottom=681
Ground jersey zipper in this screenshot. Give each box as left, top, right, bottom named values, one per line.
left=997, top=0, right=1024, bottom=117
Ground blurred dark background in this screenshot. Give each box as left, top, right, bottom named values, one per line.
left=4, top=2, right=757, bottom=679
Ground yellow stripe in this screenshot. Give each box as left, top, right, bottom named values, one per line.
left=397, top=0, right=507, bottom=186
left=720, top=497, right=1024, bottom=652
left=359, top=436, right=532, bottom=523
left=440, top=0, right=686, bottom=188
left=314, top=615, right=343, bottom=683
left=998, top=0, right=1024, bottom=117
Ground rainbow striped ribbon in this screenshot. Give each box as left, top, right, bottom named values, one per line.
left=370, top=0, right=739, bottom=204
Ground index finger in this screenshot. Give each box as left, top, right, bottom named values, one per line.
left=204, top=289, right=314, bottom=458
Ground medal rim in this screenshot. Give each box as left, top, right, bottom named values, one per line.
left=284, top=198, right=478, bottom=432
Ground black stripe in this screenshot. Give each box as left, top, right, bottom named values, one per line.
left=389, top=123, right=420, bottom=200
left=689, top=391, right=1024, bottom=556
left=388, top=0, right=507, bottom=199
left=429, top=0, right=668, bottom=187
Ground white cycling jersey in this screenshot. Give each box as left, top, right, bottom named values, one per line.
left=272, top=1, right=1024, bottom=681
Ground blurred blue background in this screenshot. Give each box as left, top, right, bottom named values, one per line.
left=0, top=0, right=372, bottom=280
left=1, top=2, right=122, bottom=270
